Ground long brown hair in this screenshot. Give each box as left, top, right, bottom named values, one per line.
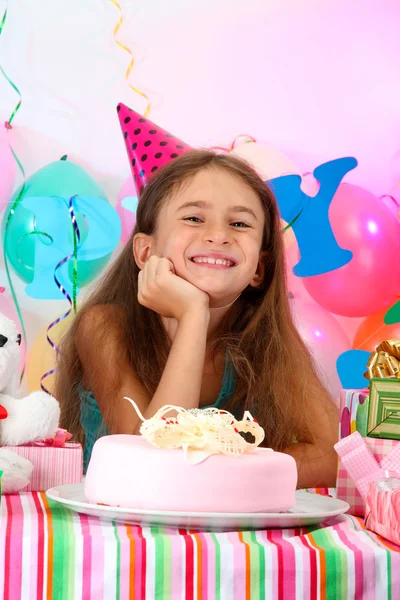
left=56, top=149, right=334, bottom=450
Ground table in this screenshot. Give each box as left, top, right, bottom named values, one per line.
left=0, top=492, right=399, bottom=599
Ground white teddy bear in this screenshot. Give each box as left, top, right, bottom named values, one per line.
left=0, top=313, right=61, bottom=492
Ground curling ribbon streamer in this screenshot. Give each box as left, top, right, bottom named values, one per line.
left=110, top=0, right=151, bottom=116
left=40, top=196, right=81, bottom=394
left=212, top=134, right=257, bottom=153
left=0, top=4, right=27, bottom=373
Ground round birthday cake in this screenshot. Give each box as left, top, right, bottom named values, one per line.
left=84, top=400, right=298, bottom=513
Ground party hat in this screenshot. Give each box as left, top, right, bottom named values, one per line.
left=117, top=103, right=191, bottom=195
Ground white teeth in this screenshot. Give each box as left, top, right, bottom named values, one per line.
left=192, top=257, right=234, bottom=266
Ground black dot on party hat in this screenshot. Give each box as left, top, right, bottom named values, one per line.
left=144, top=140, right=152, bottom=147
left=151, top=166, right=158, bottom=173
left=171, top=153, right=178, bottom=159
left=124, top=117, right=131, bottom=124
left=140, top=170, right=145, bottom=178
left=117, top=105, right=121, bottom=112
left=134, top=128, right=141, bottom=135
left=155, top=152, right=162, bottom=159
left=160, top=141, right=167, bottom=146
left=149, top=129, right=157, bottom=134
left=132, top=142, right=137, bottom=150
left=142, top=154, right=148, bottom=161
left=166, top=133, right=173, bottom=138
left=139, top=118, right=146, bottom=123
left=132, top=158, right=136, bottom=166
left=124, top=132, right=128, bottom=139
left=176, top=144, right=184, bottom=149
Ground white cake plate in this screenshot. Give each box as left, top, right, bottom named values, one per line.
left=46, top=484, right=349, bottom=531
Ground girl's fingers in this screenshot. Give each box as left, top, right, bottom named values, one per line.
left=157, top=257, right=175, bottom=277
left=145, top=256, right=159, bottom=285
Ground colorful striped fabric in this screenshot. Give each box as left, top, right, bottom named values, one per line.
left=0, top=492, right=399, bottom=599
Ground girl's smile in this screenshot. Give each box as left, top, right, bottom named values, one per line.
left=189, top=252, right=238, bottom=268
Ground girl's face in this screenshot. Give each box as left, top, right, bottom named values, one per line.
left=149, top=168, right=266, bottom=305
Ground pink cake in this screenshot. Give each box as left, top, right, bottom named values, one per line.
left=84, top=434, right=298, bottom=513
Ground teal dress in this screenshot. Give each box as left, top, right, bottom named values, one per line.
left=79, top=357, right=236, bottom=471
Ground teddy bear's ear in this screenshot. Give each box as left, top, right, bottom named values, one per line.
left=16, top=334, right=21, bottom=346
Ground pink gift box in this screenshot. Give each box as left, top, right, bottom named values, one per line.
left=5, top=442, right=83, bottom=492
left=336, top=437, right=399, bottom=516
left=365, top=482, right=400, bottom=546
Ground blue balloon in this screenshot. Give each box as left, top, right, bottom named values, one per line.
left=268, top=157, right=357, bottom=277
left=336, top=349, right=371, bottom=389
left=2, top=158, right=121, bottom=299
left=20, top=196, right=121, bottom=300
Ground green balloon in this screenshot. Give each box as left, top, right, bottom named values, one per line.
left=2, top=157, right=113, bottom=288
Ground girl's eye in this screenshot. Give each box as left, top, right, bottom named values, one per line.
left=232, top=221, right=250, bottom=228
left=183, top=216, right=203, bottom=223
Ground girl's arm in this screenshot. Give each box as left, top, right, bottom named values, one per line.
left=142, top=308, right=209, bottom=422
left=284, top=441, right=338, bottom=489
left=284, top=396, right=339, bottom=489
left=77, top=257, right=210, bottom=435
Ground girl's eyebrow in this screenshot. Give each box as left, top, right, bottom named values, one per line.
left=176, top=200, right=257, bottom=220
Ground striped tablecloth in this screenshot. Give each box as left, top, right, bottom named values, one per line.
left=0, top=492, right=399, bottom=600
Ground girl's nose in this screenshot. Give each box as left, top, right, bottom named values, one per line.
left=203, top=224, right=232, bottom=245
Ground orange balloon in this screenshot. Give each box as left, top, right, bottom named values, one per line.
left=353, top=308, right=400, bottom=351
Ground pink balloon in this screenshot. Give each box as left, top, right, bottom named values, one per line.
left=116, top=176, right=138, bottom=245
left=0, top=287, right=27, bottom=373
left=0, top=128, right=17, bottom=212
left=303, top=184, right=400, bottom=317
left=291, top=298, right=351, bottom=401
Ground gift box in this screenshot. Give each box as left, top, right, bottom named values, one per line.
left=339, top=389, right=370, bottom=439
left=367, top=378, right=400, bottom=440
left=6, top=442, right=83, bottom=492
left=335, top=433, right=400, bottom=516
left=365, top=480, right=400, bottom=546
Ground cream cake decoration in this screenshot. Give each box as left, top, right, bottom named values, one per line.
left=124, top=397, right=265, bottom=464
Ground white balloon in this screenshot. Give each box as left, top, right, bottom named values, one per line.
left=291, top=298, right=351, bottom=402
left=231, top=142, right=302, bottom=248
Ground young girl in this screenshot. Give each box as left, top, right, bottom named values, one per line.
left=56, top=150, right=338, bottom=488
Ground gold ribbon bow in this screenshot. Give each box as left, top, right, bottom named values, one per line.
left=365, top=339, right=400, bottom=380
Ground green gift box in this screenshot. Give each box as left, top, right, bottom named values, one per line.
left=367, top=378, right=400, bottom=440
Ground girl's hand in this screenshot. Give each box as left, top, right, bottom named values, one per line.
left=138, top=256, right=209, bottom=320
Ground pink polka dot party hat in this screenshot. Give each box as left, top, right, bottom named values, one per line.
left=117, top=103, right=191, bottom=195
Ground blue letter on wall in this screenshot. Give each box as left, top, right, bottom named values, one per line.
left=267, top=157, right=357, bottom=277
